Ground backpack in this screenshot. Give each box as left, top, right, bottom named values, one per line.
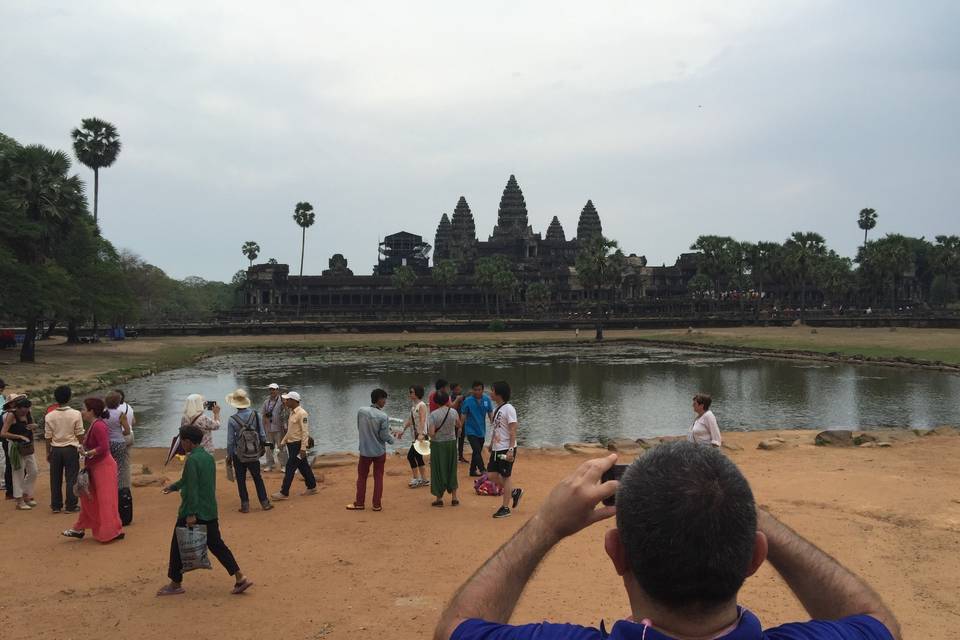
left=234, top=412, right=263, bottom=463
left=474, top=473, right=503, bottom=496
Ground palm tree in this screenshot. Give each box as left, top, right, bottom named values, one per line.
left=858, top=208, right=877, bottom=246
left=689, top=235, right=737, bottom=310
left=432, top=260, right=457, bottom=315
left=241, top=241, right=260, bottom=266
left=292, top=201, right=315, bottom=317
left=391, top=265, right=417, bottom=320
left=474, top=257, right=500, bottom=316
left=525, top=282, right=551, bottom=317
left=71, top=118, right=121, bottom=225
left=784, top=231, right=826, bottom=323
left=492, top=263, right=518, bottom=317
left=575, top=236, right=621, bottom=340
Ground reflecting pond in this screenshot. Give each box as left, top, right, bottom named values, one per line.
left=110, top=344, right=960, bottom=453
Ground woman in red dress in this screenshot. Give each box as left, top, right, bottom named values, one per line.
left=62, top=398, right=124, bottom=543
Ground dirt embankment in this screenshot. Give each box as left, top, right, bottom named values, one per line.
left=1, top=429, right=958, bottom=640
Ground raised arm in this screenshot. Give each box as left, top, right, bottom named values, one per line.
left=758, top=509, right=900, bottom=639
left=434, top=455, right=618, bottom=640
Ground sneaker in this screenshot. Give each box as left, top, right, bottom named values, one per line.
left=493, top=506, right=511, bottom=519
left=65, top=506, right=80, bottom=513
left=300, top=487, right=318, bottom=496
left=26, top=498, right=38, bottom=507
left=511, top=488, right=523, bottom=509
left=408, top=478, right=418, bottom=488
left=419, top=479, right=431, bottom=487
left=52, top=508, right=61, bottom=514
left=270, top=492, right=289, bottom=501
left=261, top=502, right=274, bottom=511
left=16, top=502, right=33, bottom=511
left=239, top=503, right=250, bottom=514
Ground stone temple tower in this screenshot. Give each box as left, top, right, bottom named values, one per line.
left=546, top=215, right=566, bottom=242
left=490, top=175, right=533, bottom=240
left=576, top=200, right=603, bottom=242
left=450, top=196, right=477, bottom=259
left=433, top=213, right=452, bottom=264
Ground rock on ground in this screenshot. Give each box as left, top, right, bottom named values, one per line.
left=132, top=474, right=168, bottom=487
left=758, top=438, right=787, bottom=451
left=311, top=453, right=358, bottom=469
left=815, top=430, right=854, bottom=446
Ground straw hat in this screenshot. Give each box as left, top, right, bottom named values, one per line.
left=225, top=389, right=252, bottom=409
left=413, top=438, right=431, bottom=457
left=3, top=393, right=28, bottom=410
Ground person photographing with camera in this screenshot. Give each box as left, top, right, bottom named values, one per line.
left=434, top=442, right=900, bottom=640
left=261, top=383, right=288, bottom=472
left=180, top=394, right=221, bottom=455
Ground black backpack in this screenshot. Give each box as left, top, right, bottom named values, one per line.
left=234, top=412, right=263, bottom=463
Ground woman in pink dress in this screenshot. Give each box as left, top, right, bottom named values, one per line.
left=62, top=398, right=124, bottom=543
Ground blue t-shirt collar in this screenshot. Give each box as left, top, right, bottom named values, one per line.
left=607, top=608, right=762, bottom=640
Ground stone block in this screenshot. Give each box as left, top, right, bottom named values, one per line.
left=815, top=430, right=854, bottom=447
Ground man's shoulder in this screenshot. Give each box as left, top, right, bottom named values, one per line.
left=453, top=619, right=603, bottom=640
left=763, top=615, right=894, bottom=640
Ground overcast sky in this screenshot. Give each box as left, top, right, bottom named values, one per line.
left=2, top=1, right=958, bottom=281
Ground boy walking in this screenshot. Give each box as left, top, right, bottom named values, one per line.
left=346, top=388, right=394, bottom=512
left=272, top=391, right=318, bottom=500
left=158, top=425, right=253, bottom=596
left=487, top=381, right=523, bottom=519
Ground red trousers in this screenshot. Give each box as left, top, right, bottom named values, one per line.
left=355, top=454, right=386, bottom=508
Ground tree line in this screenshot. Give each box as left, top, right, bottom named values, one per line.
left=0, top=125, right=236, bottom=362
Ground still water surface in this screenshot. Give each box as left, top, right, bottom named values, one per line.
left=113, top=345, right=960, bottom=453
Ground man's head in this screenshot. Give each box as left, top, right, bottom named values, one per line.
left=371, top=388, right=388, bottom=408
left=471, top=381, right=484, bottom=398
left=435, top=378, right=449, bottom=392
left=434, top=390, right=450, bottom=407
left=268, top=383, right=280, bottom=399
left=607, top=442, right=763, bottom=616
left=179, top=424, right=204, bottom=453
left=54, top=385, right=72, bottom=405
left=450, top=382, right=462, bottom=396
left=491, top=381, right=510, bottom=404
left=281, top=391, right=301, bottom=409
left=105, top=391, right=122, bottom=410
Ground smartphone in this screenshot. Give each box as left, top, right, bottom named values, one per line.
left=601, top=464, right=628, bottom=506
left=204, top=401, right=216, bottom=410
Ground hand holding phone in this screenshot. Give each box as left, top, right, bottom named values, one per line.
left=600, top=464, right=628, bottom=506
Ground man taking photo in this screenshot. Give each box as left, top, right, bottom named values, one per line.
left=434, top=442, right=899, bottom=640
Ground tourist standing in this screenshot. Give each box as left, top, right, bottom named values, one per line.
left=104, top=391, right=134, bottom=524
left=261, top=383, right=288, bottom=471
left=427, top=391, right=461, bottom=507
left=271, top=391, right=318, bottom=500
left=399, top=385, right=430, bottom=488
left=1, top=394, right=39, bottom=511
left=0, top=379, right=10, bottom=500
left=347, top=388, right=394, bottom=511
left=689, top=393, right=722, bottom=447
left=460, top=381, right=493, bottom=477
left=157, top=424, right=253, bottom=596
left=43, top=385, right=84, bottom=513
left=225, top=389, right=272, bottom=513
left=487, top=381, right=523, bottom=519
left=181, top=394, right=221, bottom=454
left=428, top=379, right=449, bottom=412
left=449, top=382, right=469, bottom=462
left=116, top=390, right=136, bottom=479
left=62, top=397, right=123, bottom=542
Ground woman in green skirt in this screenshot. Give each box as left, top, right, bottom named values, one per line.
left=427, top=391, right=461, bottom=507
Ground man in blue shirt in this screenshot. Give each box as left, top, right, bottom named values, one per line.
left=434, top=442, right=899, bottom=640
left=458, top=381, right=494, bottom=477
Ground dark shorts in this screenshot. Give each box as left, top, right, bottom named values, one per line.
left=488, top=449, right=515, bottom=478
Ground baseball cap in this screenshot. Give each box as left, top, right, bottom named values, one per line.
left=268, top=383, right=279, bottom=390
left=281, top=391, right=301, bottom=402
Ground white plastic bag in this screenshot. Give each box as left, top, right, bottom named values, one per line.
left=175, top=525, right=213, bottom=572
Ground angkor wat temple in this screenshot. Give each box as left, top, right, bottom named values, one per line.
left=242, top=175, right=698, bottom=315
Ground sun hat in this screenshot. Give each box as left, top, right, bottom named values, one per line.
left=225, top=389, right=252, bottom=409
left=3, top=393, right=28, bottom=410
left=268, top=383, right=280, bottom=390
left=413, top=438, right=431, bottom=457
left=281, top=391, right=301, bottom=403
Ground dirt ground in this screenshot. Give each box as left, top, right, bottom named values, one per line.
left=4, top=327, right=960, bottom=400
left=1, top=431, right=958, bottom=640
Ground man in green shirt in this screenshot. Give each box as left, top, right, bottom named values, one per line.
left=157, top=424, right=253, bottom=596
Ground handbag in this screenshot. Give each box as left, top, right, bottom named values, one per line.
left=18, top=440, right=35, bottom=456
left=75, top=468, right=91, bottom=498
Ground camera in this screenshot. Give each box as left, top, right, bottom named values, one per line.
left=264, top=410, right=273, bottom=419
left=204, top=401, right=216, bottom=410
left=600, top=464, right=628, bottom=506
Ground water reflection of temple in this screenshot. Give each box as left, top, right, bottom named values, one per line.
left=242, top=175, right=698, bottom=315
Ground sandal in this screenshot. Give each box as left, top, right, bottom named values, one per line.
left=157, top=584, right=185, bottom=596
left=345, top=503, right=365, bottom=510
left=431, top=499, right=444, bottom=507
left=231, top=578, right=254, bottom=595
left=372, top=505, right=383, bottom=512
left=451, top=499, right=460, bottom=506
left=62, top=529, right=84, bottom=539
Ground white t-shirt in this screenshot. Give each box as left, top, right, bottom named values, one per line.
left=689, top=410, right=721, bottom=446
left=491, top=403, right=518, bottom=451
left=119, top=402, right=136, bottom=434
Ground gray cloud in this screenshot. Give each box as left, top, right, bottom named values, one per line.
left=1, top=0, right=957, bottom=280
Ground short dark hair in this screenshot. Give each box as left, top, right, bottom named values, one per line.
left=180, top=425, right=204, bottom=445
left=434, top=391, right=449, bottom=407
left=371, top=388, right=388, bottom=404
left=471, top=380, right=484, bottom=389
left=450, top=382, right=461, bottom=391
left=54, top=385, right=72, bottom=405
left=616, top=442, right=756, bottom=612
left=113, top=389, right=126, bottom=402
left=83, top=397, right=108, bottom=419
left=410, top=385, right=425, bottom=400
left=435, top=378, right=448, bottom=391
left=491, top=381, right=511, bottom=402
left=105, top=391, right=122, bottom=410
left=0, top=378, right=6, bottom=388
left=694, top=393, right=712, bottom=411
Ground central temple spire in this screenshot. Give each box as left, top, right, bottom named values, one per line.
left=491, top=174, right=531, bottom=240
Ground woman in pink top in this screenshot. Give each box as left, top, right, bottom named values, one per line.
left=689, top=393, right=722, bottom=448
left=62, top=398, right=124, bottom=543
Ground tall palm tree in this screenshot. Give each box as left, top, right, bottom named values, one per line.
left=292, top=201, right=315, bottom=317
left=575, top=236, right=621, bottom=340
left=71, top=118, right=121, bottom=225
left=241, top=241, right=260, bottom=266
left=432, top=260, right=457, bottom=315
left=784, top=231, right=826, bottom=323
left=391, top=265, right=417, bottom=320
left=689, top=235, right=737, bottom=310
left=857, top=208, right=877, bottom=246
